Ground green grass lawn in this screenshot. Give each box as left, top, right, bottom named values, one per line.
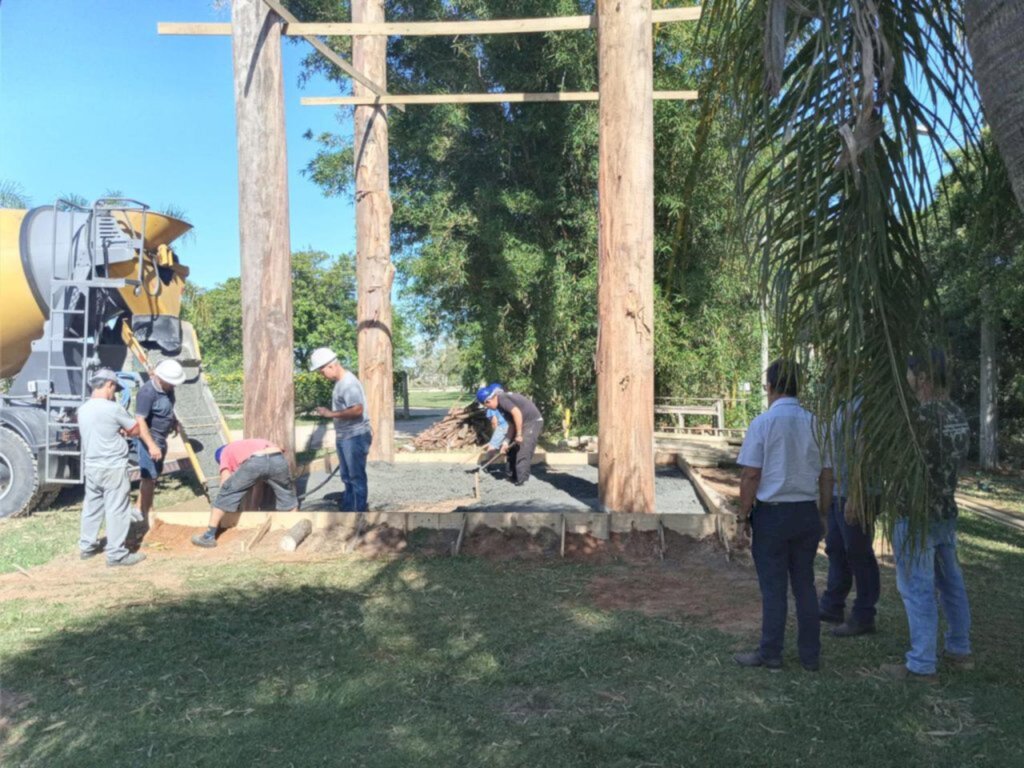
left=407, top=389, right=473, bottom=410
left=0, top=513, right=1021, bottom=767
left=962, top=467, right=1024, bottom=517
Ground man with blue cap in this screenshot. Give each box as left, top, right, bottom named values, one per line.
left=477, top=384, right=543, bottom=485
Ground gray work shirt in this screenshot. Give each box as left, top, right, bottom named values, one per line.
left=332, top=371, right=371, bottom=440
left=77, top=398, right=137, bottom=469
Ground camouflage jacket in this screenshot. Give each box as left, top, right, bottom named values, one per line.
left=915, top=399, right=970, bottom=520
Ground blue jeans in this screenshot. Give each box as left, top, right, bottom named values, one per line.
left=893, top=517, right=971, bottom=674
left=751, top=501, right=822, bottom=666
left=820, top=495, right=881, bottom=625
left=336, top=430, right=372, bottom=512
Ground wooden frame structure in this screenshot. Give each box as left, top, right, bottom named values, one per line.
left=161, top=1, right=701, bottom=513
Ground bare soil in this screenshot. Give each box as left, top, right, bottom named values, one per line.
left=1, top=520, right=760, bottom=638
left=691, top=466, right=742, bottom=512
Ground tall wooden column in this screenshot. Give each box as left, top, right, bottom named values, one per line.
left=231, top=0, right=295, bottom=460
left=353, top=0, right=395, bottom=462
left=596, top=0, right=655, bottom=513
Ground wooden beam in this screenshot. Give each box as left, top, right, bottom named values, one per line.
left=231, top=0, right=295, bottom=464
left=353, top=0, right=396, bottom=462
left=157, top=8, right=701, bottom=37
left=302, top=90, right=698, bottom=106
left=596, top=0, right=656, bottom=513
left=260, top=0, right=403, bottom=112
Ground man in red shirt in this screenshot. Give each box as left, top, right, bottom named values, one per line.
left=191, top=439, right=298, bottom=548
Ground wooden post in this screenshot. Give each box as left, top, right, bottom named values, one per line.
left=353, top=0, right=395, bottom=463
left=596, top=0, right=655, bottom=513
left=231, top=0, right=295, bottom=461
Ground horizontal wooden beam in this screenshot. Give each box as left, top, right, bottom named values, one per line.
left=157, top=7, right=701, bottom=37
left=302, top=90, right=698, bottom=106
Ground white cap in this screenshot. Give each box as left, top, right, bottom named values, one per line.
left=309, top=347, right=337, bottom=372
left=153, top=359, right=186, bottom=386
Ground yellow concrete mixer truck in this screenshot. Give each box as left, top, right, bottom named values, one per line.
left=0, top=199, right=229, bottom=517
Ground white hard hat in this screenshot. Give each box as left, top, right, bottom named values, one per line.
left=309, top=347, right=337, bottom=372
left=153, top=359, right=186, bottom=386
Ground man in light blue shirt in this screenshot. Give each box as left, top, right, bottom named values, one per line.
left=734, top=359, right=832, bottom=672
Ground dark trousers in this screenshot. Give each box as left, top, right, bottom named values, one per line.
left=820, top=495, right=881, bottom=625
left=507, top=420, right=543, bottom=483
left=751, top=501, right=822, bottom=665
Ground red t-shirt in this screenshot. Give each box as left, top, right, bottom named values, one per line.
left=219, top=439, right=274, bottom=473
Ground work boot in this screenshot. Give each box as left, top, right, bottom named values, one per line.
left=830, top=620, right=876, bottom=638
left=108, top=552, right=147, bottom=568
left=878, top=663, right=938, bottom=684
left=733, top=651, right=782, bottom=670
left=79, top=542, right=105, bottom=560
left=942, top=652, right=975, bottom=671
left=191, top=530, right=218, bottom=549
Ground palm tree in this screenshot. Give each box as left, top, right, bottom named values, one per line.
left=697, top=0, right=1016, bottom=533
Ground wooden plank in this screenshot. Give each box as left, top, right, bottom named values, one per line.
left=302, top=90, right=697, bottom=106
left=597, top=0, right=655, bottom=514
left=354, top=0, right=396, bottom=462
left=246, top=514, right=273, bottom=551
left=231, top=0, right=296, bottom=465
left=261, top=0, right=403, bottom=112
left=157, top=8, right=701, bottom=37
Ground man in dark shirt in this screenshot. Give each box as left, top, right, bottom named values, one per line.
left=881, top=350, right=972, bottom=682
left=477, top=384, right=543, bottom=485
left=134, top=359, right=185, bottom=522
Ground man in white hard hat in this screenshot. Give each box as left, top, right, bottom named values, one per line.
left=77, top=368, right=146, bottom=566
left=134, top=359, right=185, bottom=523
left=310, top=347, right=373, bottom=512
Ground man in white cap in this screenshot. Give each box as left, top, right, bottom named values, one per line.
left=77, top=368, right=146, bottom=566
left=309, top=347, right=372, bottom=512
left=134, top=359, right=185, bottom=522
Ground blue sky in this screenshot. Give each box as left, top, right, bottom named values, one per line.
left=1, top=0, right=355, bottom=288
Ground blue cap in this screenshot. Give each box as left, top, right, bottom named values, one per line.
left=476, top=383, right=499, bottom=403
left=215, top=445, right=226, bottom=465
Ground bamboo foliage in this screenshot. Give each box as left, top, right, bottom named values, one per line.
left=702, top=0, right=980, bottom=535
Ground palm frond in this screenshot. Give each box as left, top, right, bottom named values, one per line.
left=702, top=0, right=980, bottom=534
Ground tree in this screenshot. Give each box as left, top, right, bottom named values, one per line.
left=924, top=139, right=1024, bottom=468
left=966, top=1, right=1024, bottom=212
left=293, top=0, right=759, bottom=431
left=0, top=180, right=30, bottom=208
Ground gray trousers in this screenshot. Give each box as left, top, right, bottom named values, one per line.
left=79, top=463, right=132, bottom=563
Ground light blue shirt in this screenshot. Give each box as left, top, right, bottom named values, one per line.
left=737, top=397, right=829, bottom=503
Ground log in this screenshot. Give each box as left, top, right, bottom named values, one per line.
left=596, top=0, right=655, bottom=513
left=280, top=519, right=313, bottom=552
left=354, top=0, right=396, bottom=463
left=231, top=0, right=295, bottom=464
left=411, top=404, right=491, bottom=450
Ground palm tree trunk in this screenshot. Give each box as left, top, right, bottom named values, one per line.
left=966, top=0, right=1024, bottom=211
left=979, top=296, right=999, bottom=469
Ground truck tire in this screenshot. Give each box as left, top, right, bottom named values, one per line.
left=0, top=427, right=40, bottom=518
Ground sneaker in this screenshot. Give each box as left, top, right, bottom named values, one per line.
left=802, top=660, right=821, bottom=672
left=879, top=663, right=938, bottom=684
left=942, top=652, right=974, bottom=670
left=79, top=543, right=104, bottom=560
left=819, top=610, right=844, bottom=625
left=733, top=651, right=782, bottom=670
left=107, top=552, right=147, bottom=568
left=830, top=620, right=876, bottom=638
left=191, top=531, right=217, bottom=549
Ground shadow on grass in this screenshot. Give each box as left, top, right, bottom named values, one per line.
left=2, top=549, right=1023, bottom=767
